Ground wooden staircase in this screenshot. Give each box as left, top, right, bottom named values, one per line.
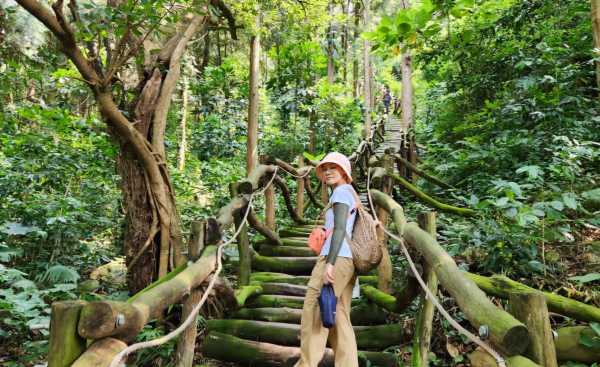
left=201, top=117, right=403, bottom=367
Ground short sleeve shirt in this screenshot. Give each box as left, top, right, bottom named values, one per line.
left=319, top=184, right=357, bottom=259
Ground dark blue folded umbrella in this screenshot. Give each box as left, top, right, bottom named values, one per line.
left=318, top=284, right=338, bottom=329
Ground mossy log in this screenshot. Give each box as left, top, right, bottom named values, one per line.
left=251, top=254, right=317, bottom=275
left=71, top=338, right=128, bottom=367
left=239, top=164, right=277, bottom=194
left=126, top=258, right=190, bottom=303
left=281, top=238, right=309, bottom=247
left=370, top=167, right=386, bottom=188
left=47, top=301, right=87, bottom=367
left=289, top=227, right=313, bottom=233
left=203, top=331, right=399, bottom=367
left=252, top=282, right=308, bottom=296
left=555, top=327, right=600, bottom=363
left=304, top=178, right=325, bottom=210
left=247, top=207, right=283, bottom=246
left=214, top=194, right=251, bottom=233
left=273, top=175, right=321, bottom=225
left=235, top=285, right=263, bottom=309
left=389, top=174, right=477, bottom=217
left=369, top=188, right=408, bottom=233
left=250, top=272, right=311, bottom=285
left=463, top=272, right=600, bottom=324
left=393, top=154, right=454, bottom=190
left=259, top=245, right=316, bottom=257
left=471, top=347, right=541, bottom=367
left=404, top=223, right=529, bottom=357
left=205, top=319, right=402, bottom=350
left=244, top=294, right=363, bottom=308
left=279, top=229, right=310, bottom=238
left=369, top=154, right=383, bottom=167
left=362, top=264, right=422, bottom=314
left=78, top=246, right=218, bottom=342
left=230, top=303, right=387, bottom=326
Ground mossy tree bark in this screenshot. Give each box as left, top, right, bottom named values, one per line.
left=47, top=301, right=87, bottom=367
left=362, top=263, right=422, bottom=313
left=404, top=223, right=529, bottom=356
left=71, top=338, right=128, bottom=367
left=230, top=183, right=251, bottom=286
left=555, top=326, right=600, bottom=363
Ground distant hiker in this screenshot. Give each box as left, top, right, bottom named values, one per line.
left=382, top=89, right=391, bottom=114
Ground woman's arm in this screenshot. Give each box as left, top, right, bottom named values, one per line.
left=326, top=202, right=349, bottom=265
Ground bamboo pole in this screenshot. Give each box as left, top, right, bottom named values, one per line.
left=230, top=183, right=251, bottom=287
left=412, top=213, right=438, bottom=367
left=47, top=301, right=87, bottom=367
left=176, top=221, right=206, bottom=367
left=509, top=293, right=557, bottom=367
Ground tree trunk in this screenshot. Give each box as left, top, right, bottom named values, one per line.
left=177, top=76, right=189, bottom=170
left=327, top=1, right=335, bottom=85
left=400, top=0, right=413, bottom=131
left=362, top=0, right=371, bottom=136
left=309, top=112, right=316, bottom=155
left=591, top=0, right=600, bottom=104
left=247, top=33, right=260, bottom=174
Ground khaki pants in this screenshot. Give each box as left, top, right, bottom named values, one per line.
left=294, top=256, right=358, bottom=367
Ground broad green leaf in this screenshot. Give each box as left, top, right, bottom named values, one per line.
left=495, top=197, right=509, bottom=206
left=563, top=196, right=577, bottom=210
left=150, top=49, right=162, bottom=54
left=7, top=60, right=20, bottom=69
left=568, top=273, right=600, bottom=283
left=360, top=31, right=379, bottom=39
left=381, top=14, right=393, bottom=27
left=397, top=23, right=412, bottom=35
left=1, top=222, right=41, bottom=235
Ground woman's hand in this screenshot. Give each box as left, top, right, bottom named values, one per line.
left=374, top=220, right=382, bottom=227
left=323, top=263, right=335, bottom=285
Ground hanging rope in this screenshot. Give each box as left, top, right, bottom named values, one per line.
left=109, top=168, right=280, bottom=367
left=365, top=168, right=507, bottom=367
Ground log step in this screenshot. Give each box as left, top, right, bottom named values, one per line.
left=279, top=229, right=310, bottom=238
left=251, top=255, right=317, bottom=275
left=253, top=282, right=308, bottom=296
left=281, top=238, right=309, bottom=247
left=250, top=273, right=311, bottom=285
left=245, top=294, right=364, bottom=309
left=290, top=227, right=316, bottom=233
left=259, top=246, right=315, bottom=257
left=203, top=331, right=399, bottom=367
left=205, top=319, right=403, bottom=350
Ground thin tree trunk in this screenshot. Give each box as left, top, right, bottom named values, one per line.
left=353, top=2, right=360, bottom=97
left=327, top=2, right=335, bottom=85
left=217, top=30, right=222, bottom=65
left=362, top=0, right=371, bottom=136
left=309, top=112, right=316, bottom=156
left=247, top=32, right=260, bottom=174
left=200, top=30, right=211, bottom=74
left=177, top=77, right=189, bottom=170
left=592, top=0, right=600, bottom=104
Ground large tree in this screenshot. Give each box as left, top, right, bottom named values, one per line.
left=15, top=0, right=240, bottom=294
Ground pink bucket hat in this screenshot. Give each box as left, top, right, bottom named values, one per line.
left=315, top=152, right=353, bottom=184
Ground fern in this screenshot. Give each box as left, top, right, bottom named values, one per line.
left=11, top=279, right=37, bottom=290
left=36, top=265, right=80, bottom=284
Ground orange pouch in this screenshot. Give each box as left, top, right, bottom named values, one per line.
left=308, top=227, right=332, bottom=255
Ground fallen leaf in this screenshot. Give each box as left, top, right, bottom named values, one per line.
left=446, top=342, right=459, bottom=358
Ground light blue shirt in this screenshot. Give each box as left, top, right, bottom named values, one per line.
left=319, top=184, right=357, bottom=259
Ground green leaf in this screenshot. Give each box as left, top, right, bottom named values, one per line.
left=27, top=72, right=43, bottom=81
left=149, top=49, right=162, bottom=54
left=1, top=222, right=41, bottom=235
left=397, top=23, right=412, bottom=35
left=0, top=246, right=24, bottom=261
left=463, top=30, right=474, bottom=42
left=6, top=60, right=20, bottom=69
left=563, top=196, right=578, bottom=210
left=568, top=273, right=600, bottom=284
left=589, top=322, right=600, bottom=337
left=360, top=31, right=379, bottom=39
left=381, top=14, right=393, bottom=27
left=494, top=197, right=509, bottom=207
left=302, top=152, right=316, bottom=161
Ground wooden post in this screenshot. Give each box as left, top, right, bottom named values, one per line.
left=260, top=155, right=276, bottom=231
left=176, top=221, right=205, bottom=367
left=400, top=132, right=408, bottom=180
left=296, top=155, right=304, bottom=218
left=376, top=155, right=393, bottom=294
left=321, top=182, right=328, bottom=205
left=509, top=293, right=558, bottom=367
left=409, top=130, right=418, bottom=184
left=412, top=212, right=438, bottom=367
left=351, top=162, right=358, bottom=184
left=230, top=183, right=251, bottom=287
left=47, top=300, right=87, bottom=367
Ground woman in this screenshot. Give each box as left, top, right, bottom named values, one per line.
left=295, top=152, right=359, bottom=367
left=382, top=89, right=391, bottom=114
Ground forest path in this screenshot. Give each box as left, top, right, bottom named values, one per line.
left=201, top=115, right=402, bottom=367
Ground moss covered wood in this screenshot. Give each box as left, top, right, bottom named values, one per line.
left=70, top=338, right=128, bottom=367
left=47, top=300, right=87, bottom=367
left=249, top=272, right=378, bottom=288
left=127, top=261, right=188, bottom=303
left=463, top=272, right=600, bottom=324
left=213, top=194, right=251, bottom=235
left=235, top=285, right=263, bottom=309
left=393, top=154, right=454, bottom=190
left=259, top=245, right=315, bottom=257
left=471, top=347, right=541, bottom=367
left=509, top=292, right=557, bottom=366
left=176, top=220, right=206, bottom=367
left=251, top=253, right=317, bottom=275
left=78, top=246, right=218, bottom=342
left=362, top=264, right=422, bottom=313
left=202, top=331, right=399, bottom=367
left=252, top=282, right=308, bottom=296
left=260, top=155, right=277, bottom=231
left=244, top=294, right=363, bottom=308
left=204, top=319, right=402, bottom=350
left=376, top=158, right=394, bottom=294
left=404, top=223, right=529, bottom=357
left=279, top=229, right=310, bottom=238
left=239, top=164, right=277, bottom=194
left=555, top=327, right=600, bottom=363
left=412, top=212, right=438, bottom=367
left=389, top=174, right=477, bottom=217
left=273, top=175, right=321, bottom=225
left=370, top=167, right=386, bottom=188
